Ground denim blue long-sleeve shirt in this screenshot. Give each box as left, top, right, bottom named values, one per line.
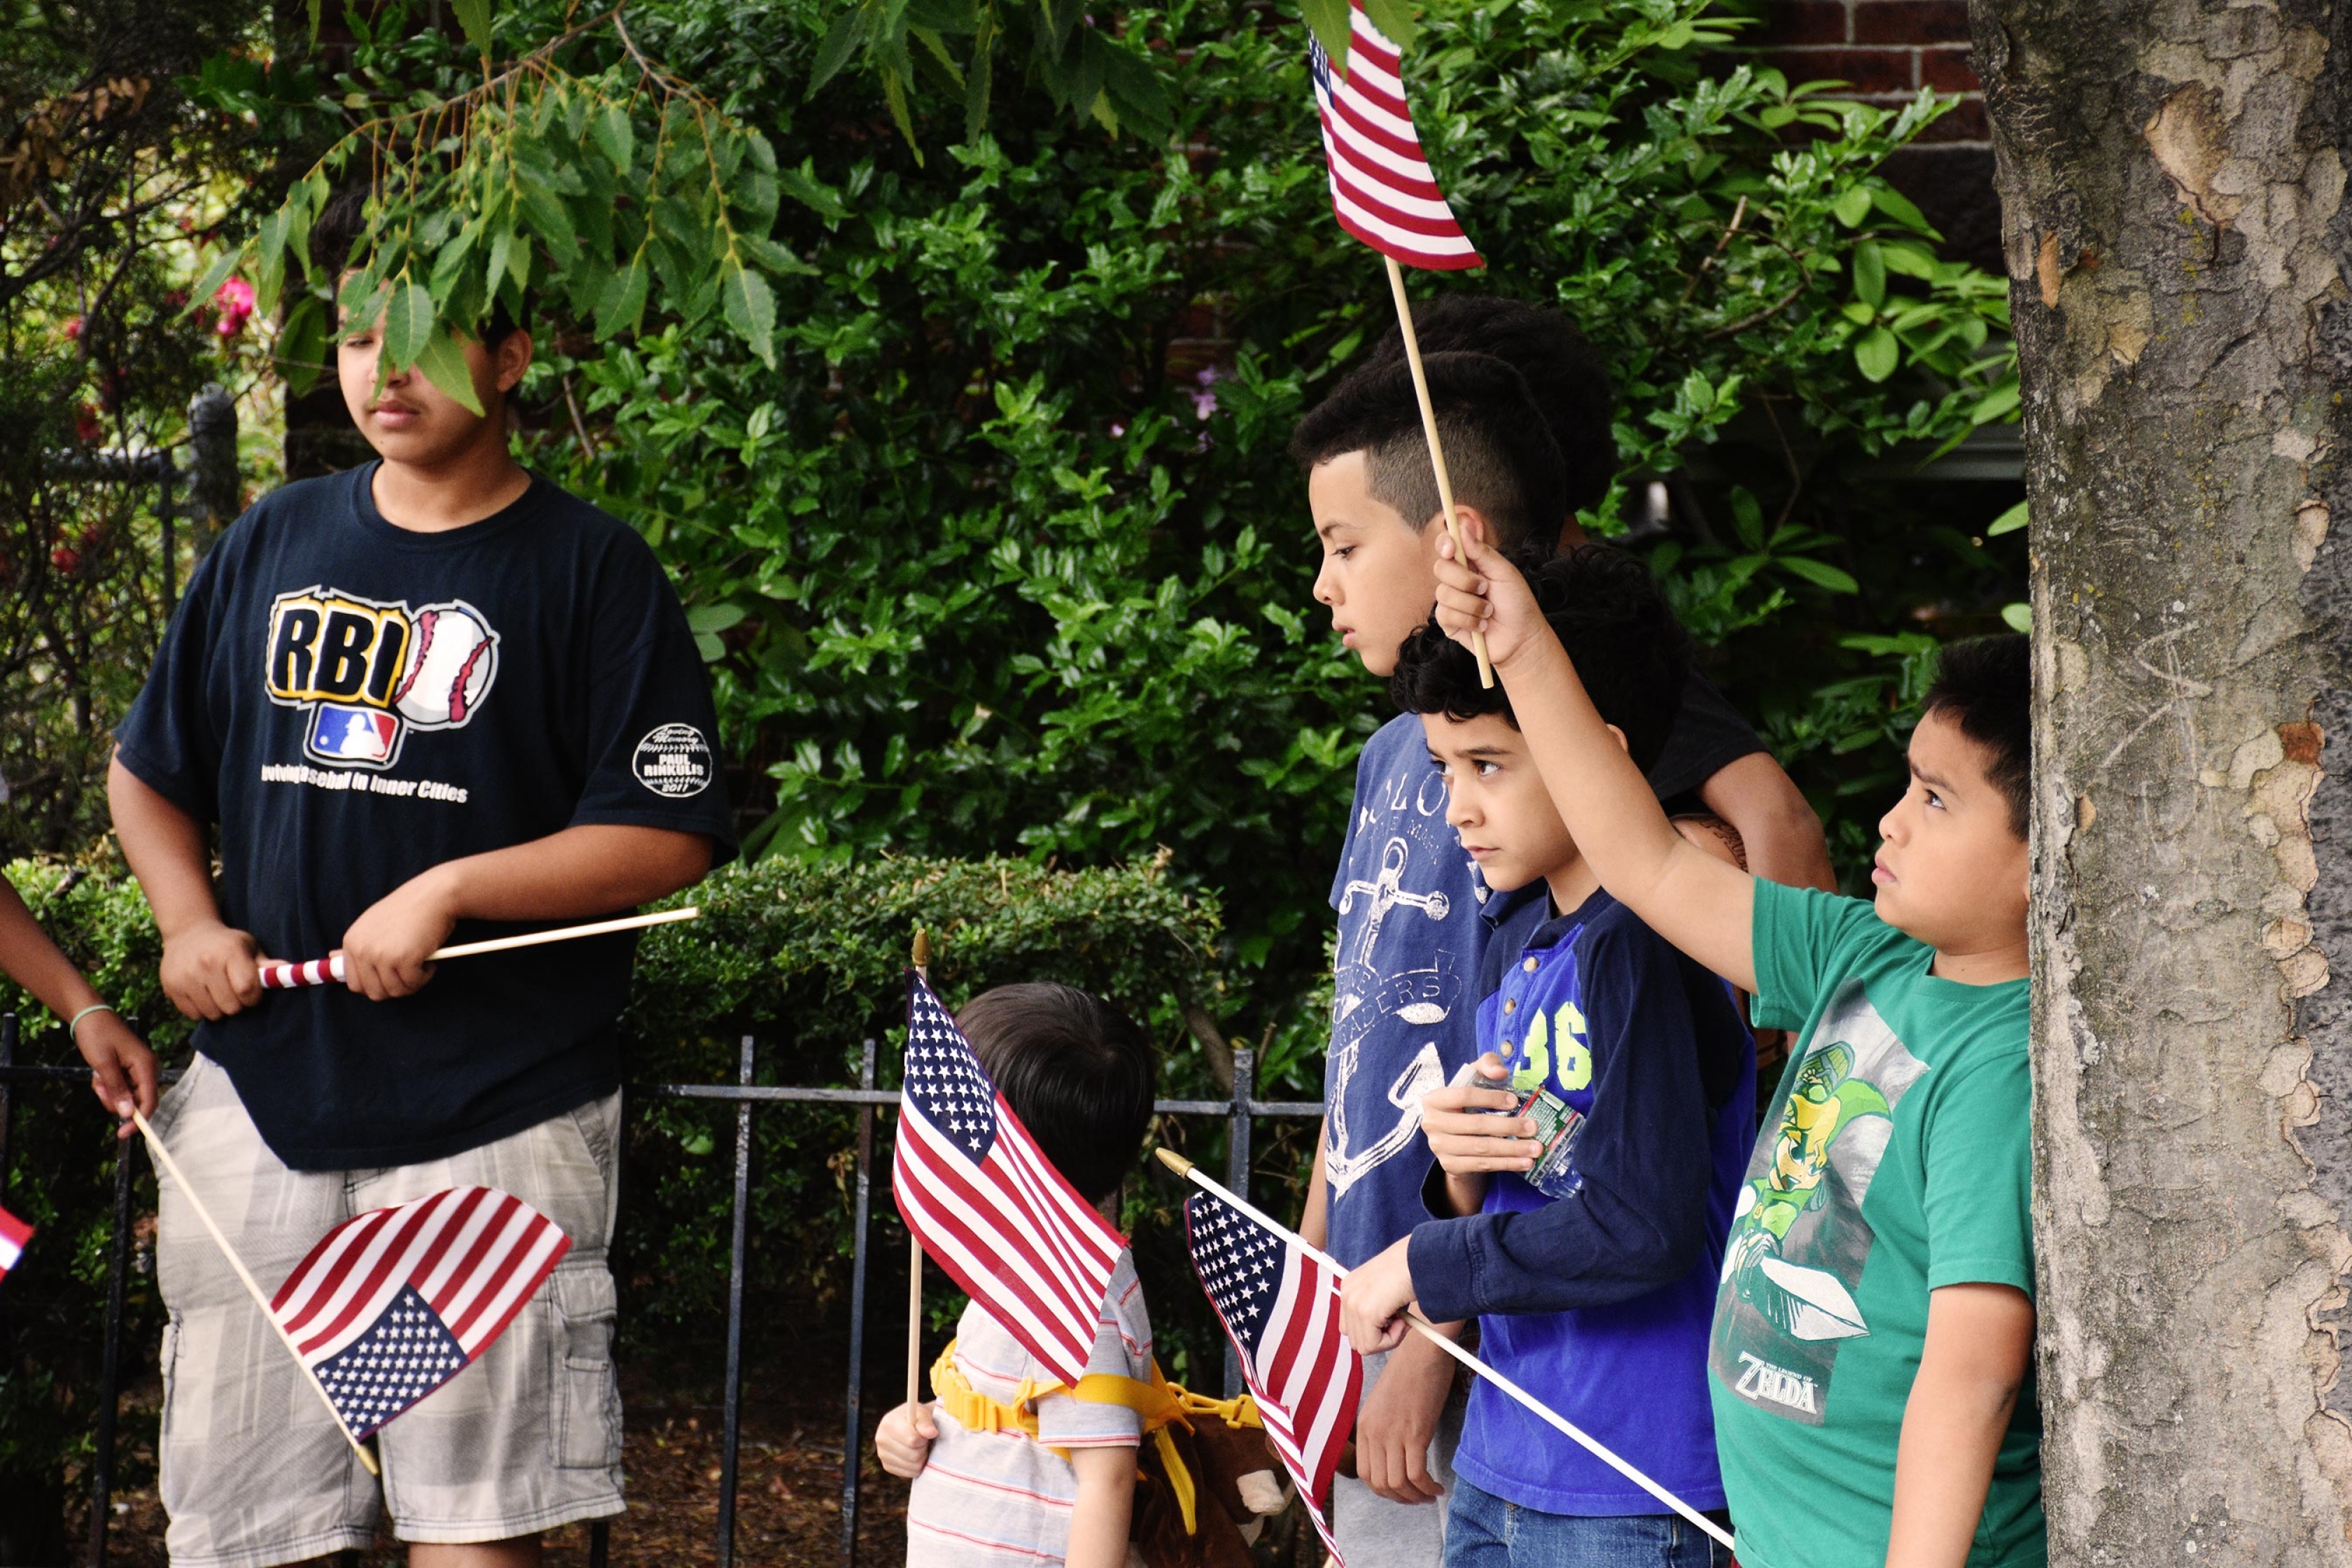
left=1406, top=883, right=1755, bottom=1516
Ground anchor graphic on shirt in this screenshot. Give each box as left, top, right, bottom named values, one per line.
left=1336, top=838, right=1450, bottom=972
left=1324, top=1039, right=1447, bottom=1198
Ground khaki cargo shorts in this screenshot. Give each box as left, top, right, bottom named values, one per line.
left=150, top=1054, right=626, bottom=1568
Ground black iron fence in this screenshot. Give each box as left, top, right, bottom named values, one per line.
left=0, top=1016, right=1320, bottom=1568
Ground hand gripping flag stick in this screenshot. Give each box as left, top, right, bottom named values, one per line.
left=130, top=1107, right=382, bottom=1476
left=258, top=906, right=701, bottom=988
left=1156, top=1148, right=1736, bottom=1553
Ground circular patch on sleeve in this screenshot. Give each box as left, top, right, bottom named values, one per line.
left=632, top=724, right=714, bottom=798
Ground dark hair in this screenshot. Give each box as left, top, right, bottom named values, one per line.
left=1353, top=296, right=1616, bottom=522
left=311, top=186, right=524, bottom=348
left=1289, top=351, right=1567, bottom=555
left=955, top=983, right=1157, bottom=1205
left=1920, top=634, right=2030, bottom=839
left=1388, top=545, right=1690, bottom=773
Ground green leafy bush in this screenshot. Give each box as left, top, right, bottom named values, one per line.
left=517, top=0, right=2022, bottom=1043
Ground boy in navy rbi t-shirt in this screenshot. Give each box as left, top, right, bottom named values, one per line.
left=1339, top=549, right=1752, bottom=1568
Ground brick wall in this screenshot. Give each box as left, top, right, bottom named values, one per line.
left=1758, top=1, right=2002, bottom=272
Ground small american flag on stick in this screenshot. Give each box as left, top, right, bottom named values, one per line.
left=1308, top=0, right=1481, bottom=270
left=892, top=973, right=1125, bottom=1387
left=1185, top=1185, right=1363, bottom=1561
left=271, top=1186, right=570, bottom=1439
left=0, top=1203, right=31, bottom=1280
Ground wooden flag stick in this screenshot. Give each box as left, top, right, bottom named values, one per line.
left=1156, top=1147, right=1732, bottom=1550
left=258, top=907, right=701, bottom=989
left=906, top=928, right=931, bottom=1412
left=1385, top=253, right=1494, bottom=689
left=132, top=1108, right=381, bottom=1476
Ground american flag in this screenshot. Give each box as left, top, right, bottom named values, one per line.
left=1307, top=0, right=1482, bottom=270
left=1185, top=1187, right=1363, bottom=1560
left=892, top=973, right=1126, bottom=1388
left=0, top=1203, right=30, bottom=1280
left=270, top=1186, right=570, bottom=1439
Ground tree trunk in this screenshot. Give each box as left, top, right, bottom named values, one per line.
left=1970, top=1, right=2352, bottom=1559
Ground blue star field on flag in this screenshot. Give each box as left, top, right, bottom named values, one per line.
left=1189, top=1191, right=1286, bottom=1351
left=312, top=1284, right=468, bottom=1434
left=904, top=981, right=1000, bottom=1163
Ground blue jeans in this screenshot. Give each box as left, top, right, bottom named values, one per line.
left=1444, top=1478, right=1734, bottom=1568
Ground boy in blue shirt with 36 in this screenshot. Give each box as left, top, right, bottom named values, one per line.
left=1338, top=547, right=1755, bottom=1567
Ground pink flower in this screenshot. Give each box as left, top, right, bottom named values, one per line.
left=214, top=276, right=254, bottom=337
left=62, top=316, right=83, bottom=341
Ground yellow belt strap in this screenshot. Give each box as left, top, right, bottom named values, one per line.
left=927, top=1341, right=1261, bottom=1536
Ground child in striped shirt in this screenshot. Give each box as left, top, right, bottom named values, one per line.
left=876, top=983, right=1158, bottom=1567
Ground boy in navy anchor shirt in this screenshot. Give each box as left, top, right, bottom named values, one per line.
left=1339, top=547, right=1754, bottom=1568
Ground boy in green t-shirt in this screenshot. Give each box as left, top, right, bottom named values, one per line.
left=1413, top=522, right=2039, bottom=1568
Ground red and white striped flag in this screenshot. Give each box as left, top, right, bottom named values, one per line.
left=1307, top=0, right=1483, bottom=270
left=271, top=1186, right=570, bottom=1439
left=1184, top=1186, right=1363, bottom=1561
left=0, top=1203, right=31, bottom=1280
left=892, top=973, right=1126, bottom=1387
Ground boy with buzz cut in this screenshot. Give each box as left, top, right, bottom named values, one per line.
left=1289, top=337, right=1830, bottom=1562
left=1337, top=547, right=1755, bottom=1568
left=109, top=191, right=734, bottom=1567
left=1417, top=522, right=2040, bottom=1568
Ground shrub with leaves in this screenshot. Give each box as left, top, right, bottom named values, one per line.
left=500, top=0, right=2024, bottom=1032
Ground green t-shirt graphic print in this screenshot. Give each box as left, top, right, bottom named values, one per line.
left=1709, top=883, right=2042, bottom=1568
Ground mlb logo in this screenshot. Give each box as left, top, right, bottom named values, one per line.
left=308, top=703, right=402, bottom=768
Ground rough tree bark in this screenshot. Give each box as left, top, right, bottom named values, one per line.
left=1970, top=1, right=2352, bottom=1560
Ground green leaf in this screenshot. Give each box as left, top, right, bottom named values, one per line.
left=808, top=8, right=868, bottom=97
left=183, top=244, right=247, bottom=321
left=1854, top=325, right=1898, bottom=382
left=739, top=232, right=819, bottom=276
left=594, top=257, right=649, bottom=340
left=484, top=224, right=520, bottom=300
left=780, top=162, right=850, bottom=222
left=382, top=282, right=433, bottom=372
left=689, top=603, right=748, bottom=634
left=1970, top=379, right=2021, bottom=425
left=276, top=294, right=328, bottom=398
left=721, top=262, right=778, bottom=368
left=451, top=0, right=493, bottom=58
left=1778, top=556, right=1859, bottom=594
left=1851, top=240, right=1885, bottom=308
left=1098, top=38, right=1171, bottom=141
left=1359, top=0, right=1416, bottom=52
left=694, top=632, right=726, bottom=663
left=428, top=221, right=479, bottom=304
left=1987, top=500, right=2029, bottom=536
left=1728, top=486, right=1764, bottom=550
left=1872, top=184, right=1937, bottom=237
left=414, top=326, right=485, bottom=416
left=2001, top=601, right=2032, bottom=633
left=1833, top=185, right=1873, bottom=228
left=519, top=183, right=582, bottom=267
left=1301, top=0, right=1351, bottom=64
left=592, top=104, right=634, bottom=174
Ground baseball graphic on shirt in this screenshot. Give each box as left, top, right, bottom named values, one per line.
left=393, top=601, right=499, bottom=728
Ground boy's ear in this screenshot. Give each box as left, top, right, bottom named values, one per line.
left=494, top=329, right=534, bottom=393
left=1445, top=503, right=1493, bottom=547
